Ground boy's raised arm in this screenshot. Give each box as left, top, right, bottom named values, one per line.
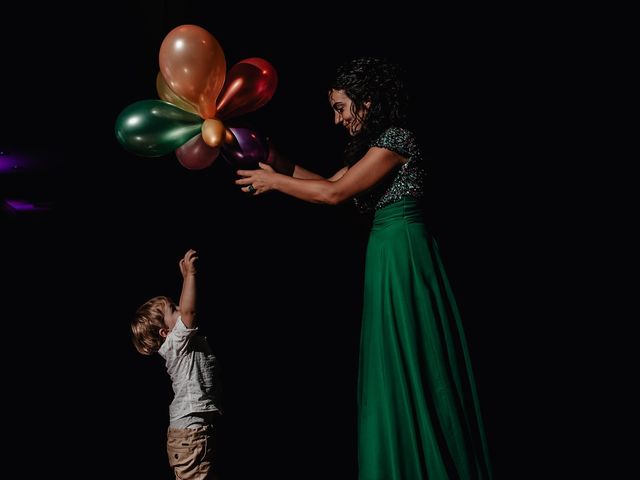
left=178, top=249, right=198, bottom=328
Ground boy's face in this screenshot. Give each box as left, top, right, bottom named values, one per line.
left=161, top=301, right=181, bottom=336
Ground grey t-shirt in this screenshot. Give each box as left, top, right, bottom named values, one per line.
left=158, top=317, right=219, bottom=426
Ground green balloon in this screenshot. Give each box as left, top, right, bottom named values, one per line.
left=114, top=100, right=203, bottom=157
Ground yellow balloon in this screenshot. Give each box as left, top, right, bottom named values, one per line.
left=201, top=119, right=227, bottom=147
left=156, top=72, right=199, bottom=115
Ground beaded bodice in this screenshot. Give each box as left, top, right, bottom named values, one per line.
left=353, top=127, right=426, bottom=213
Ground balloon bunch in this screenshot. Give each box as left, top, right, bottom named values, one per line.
left=115, top=25, right=277, bottom=170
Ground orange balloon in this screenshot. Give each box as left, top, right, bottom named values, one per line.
left=156, top=72, right=198, bottom=115
left=159, top=25, right=226, bottom=119
left=215, top=58, right=278, bottom=120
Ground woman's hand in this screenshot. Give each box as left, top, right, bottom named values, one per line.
left=235, top=162, right=277, bottom=195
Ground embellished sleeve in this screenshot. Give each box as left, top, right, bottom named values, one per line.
left=370, top=127, right=414, bottom=159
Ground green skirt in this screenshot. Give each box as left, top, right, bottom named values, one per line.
left=358, top=198, right=492, bottom=480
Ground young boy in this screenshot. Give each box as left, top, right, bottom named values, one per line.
left=131, top=249, right=220, bottom=480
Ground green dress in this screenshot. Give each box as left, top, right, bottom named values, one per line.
left=355, top=128, right=493, bottom=479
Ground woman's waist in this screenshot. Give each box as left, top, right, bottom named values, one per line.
left=371, top=197, right=424, bottom=229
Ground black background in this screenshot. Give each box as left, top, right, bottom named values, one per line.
left=1, top=2, right=574, bottom=478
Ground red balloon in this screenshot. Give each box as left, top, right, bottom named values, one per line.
left=215, top=58, right=278, bottom=120
left=176, top=134, right=220, bottom=170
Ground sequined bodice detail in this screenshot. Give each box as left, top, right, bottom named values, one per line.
left=353, top=127, right=426, bottom=213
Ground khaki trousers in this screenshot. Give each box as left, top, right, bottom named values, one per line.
left=167, top=424, right=217, bottom=480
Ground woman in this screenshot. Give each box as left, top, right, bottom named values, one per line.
left=236, top=57, right=493, bottom=479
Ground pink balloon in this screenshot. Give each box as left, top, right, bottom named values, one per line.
left=176, top=134, right=220, bottom=170
left=215, top=58, right=278, bottom=120
left=159, top=25, right=226, bottom=119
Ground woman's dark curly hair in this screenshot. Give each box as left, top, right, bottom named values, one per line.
left=330, top=57, right=409, bottom=166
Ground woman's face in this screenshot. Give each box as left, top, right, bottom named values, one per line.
left=329, top=89, right=370, bottom=136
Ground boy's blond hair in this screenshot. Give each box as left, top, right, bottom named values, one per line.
left=131, top=296, right=172, bottom=355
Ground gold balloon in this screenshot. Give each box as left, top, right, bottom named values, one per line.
left=156, top=72, right=198, bottom=115
left=201, top=119, right=227, bottom=148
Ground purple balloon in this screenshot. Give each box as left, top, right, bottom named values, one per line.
left=221, top=127, right=268, bottom=169
left=176, top=134, right=220, bottom=170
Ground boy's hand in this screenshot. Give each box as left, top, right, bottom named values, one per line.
left=179, top=249, right=198, bottom=277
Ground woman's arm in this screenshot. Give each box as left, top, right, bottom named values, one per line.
left=236, top=147, right=404, bottom=204
left=292, top=164, right=326, bottom=179
left=291, top=165, right=347, bottom=180
left=266, top=143, right=347, bottom=181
